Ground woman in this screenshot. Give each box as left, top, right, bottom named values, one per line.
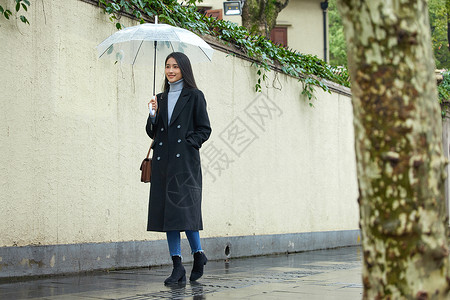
left=146, top=52, right=211, bottom=285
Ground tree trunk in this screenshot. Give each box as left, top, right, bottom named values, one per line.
left=336, top=0, right=450, bottom=298
left=241, top=0, right=289, bottom=37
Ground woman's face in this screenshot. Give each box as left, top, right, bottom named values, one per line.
left=165, top=57, right=183, bottom=83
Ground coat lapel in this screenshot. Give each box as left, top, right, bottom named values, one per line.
left=160, top=92, right=169, bottom=128
left=169, top=88, right=191, bottom=126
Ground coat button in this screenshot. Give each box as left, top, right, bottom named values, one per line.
left=159, top=142, right=163, bottom=146
left=177, top=125, right=181, bottom=129
left=176, top=153, right=180, bottom=158
left=157, top=156, right=161, bottom=160
left=177, top=139, right=181, bottom=143
left=161, top=128, right=164, bottom=131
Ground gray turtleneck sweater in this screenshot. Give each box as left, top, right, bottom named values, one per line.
left=167, top=79, right=184, bottom=123
left=150, top=79, right=184, bottom=124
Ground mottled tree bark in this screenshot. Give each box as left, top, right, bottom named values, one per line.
left=241, top=0, right=289, bottom=37
left=336, top=0, right=450, bottom=298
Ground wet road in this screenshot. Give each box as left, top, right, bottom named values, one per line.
left=0, top=246, right=362, bottom=299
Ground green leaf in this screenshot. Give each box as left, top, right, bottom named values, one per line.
left=116, top=22, right=122, bottom=30
left=4, top=9, right=12, bottom=19
left=19, top=15, right=29, bottom=25
left=0, top=5, right=4, bottom=14
left=21, top=3, right=27, bottom=11
left=15, top=2, right=20, bottom=12
left=23, top=0, right=30, bottom=5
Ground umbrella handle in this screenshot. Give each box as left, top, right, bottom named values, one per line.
left=153, top=15, right=159, bottom=96
left=149, top=95, right=156, bottom=116
left=153, top=40, right=157, bottom=96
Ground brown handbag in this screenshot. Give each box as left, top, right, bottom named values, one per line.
left=141, top=102, right=159, bottom=183
left=140, top=144, right=152, bottom=183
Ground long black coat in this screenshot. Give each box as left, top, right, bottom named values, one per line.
left=146, top=87, right=211, bottom=232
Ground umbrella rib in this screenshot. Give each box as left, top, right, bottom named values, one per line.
left=170, top=42, right=175, bottom=53
left=98, top=45, right=113, bottom=59
left=132, top=40, right=145, bottom=65
left=198, top=46, right=212, bottom=62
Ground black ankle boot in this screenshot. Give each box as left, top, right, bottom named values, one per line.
left=164, top=256, right=186, bottom=285
left=190, top=251, right=207, bottom=281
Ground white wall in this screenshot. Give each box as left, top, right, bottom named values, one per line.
left=441, top=117, right=450, bottom=225
left=0, top=0, right=359, bottom=248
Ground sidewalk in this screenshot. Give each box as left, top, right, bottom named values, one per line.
left=0, top=246, right=362, bottom=300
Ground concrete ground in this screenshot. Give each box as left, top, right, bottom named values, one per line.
left=0, top=246, right=362, bottom=300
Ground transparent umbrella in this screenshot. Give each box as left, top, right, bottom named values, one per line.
left=96, top=21, right=214, bottom=95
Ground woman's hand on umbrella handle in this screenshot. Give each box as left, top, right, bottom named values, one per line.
left=148, top=96, right=157, bottom=116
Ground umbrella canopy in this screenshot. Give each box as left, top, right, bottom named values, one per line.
left=96, top=23, right=214, bottom=66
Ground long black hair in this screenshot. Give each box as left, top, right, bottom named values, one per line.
left=163, top=52, right=197, bottom=92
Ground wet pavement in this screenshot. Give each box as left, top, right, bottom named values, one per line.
left=0, top=246, right=362, bottom=300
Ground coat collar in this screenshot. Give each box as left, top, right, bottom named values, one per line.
left=161, top=87, right=191, bottom=127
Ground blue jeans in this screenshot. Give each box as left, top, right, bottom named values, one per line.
left=166, top=230, right=203, bottom=257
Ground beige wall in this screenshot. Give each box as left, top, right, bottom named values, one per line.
left=441, top=117, right=450, bottom=225
left=198, top=0, right=327, bottom=59
left=277, top=0, right=327, bottom=60
left=0, top=0, right=358, bottom=248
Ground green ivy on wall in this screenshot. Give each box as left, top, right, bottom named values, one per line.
left=438, top=71, right=450, bottom=117
left=1, top=0, right=350, bottom=104
left=0, top=0, right=30, bottom=24
left=97, top=0, right=350, bottom=104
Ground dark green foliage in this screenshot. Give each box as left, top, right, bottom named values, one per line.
left=438, top=70, right=450, bottom=117
left=429, top=0, right=449, bottom=69
left=328, top=0, right=347, bottom=67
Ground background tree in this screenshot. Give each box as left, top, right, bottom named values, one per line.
left=331, top=0, right=449, bottom=69
left=241, top=0, right=289, bottom=36
left=337, top=0, right=450, bottom=298
left=328, top=0, right=347, bottom=66
left=446, top=0, right=450, bottom=51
